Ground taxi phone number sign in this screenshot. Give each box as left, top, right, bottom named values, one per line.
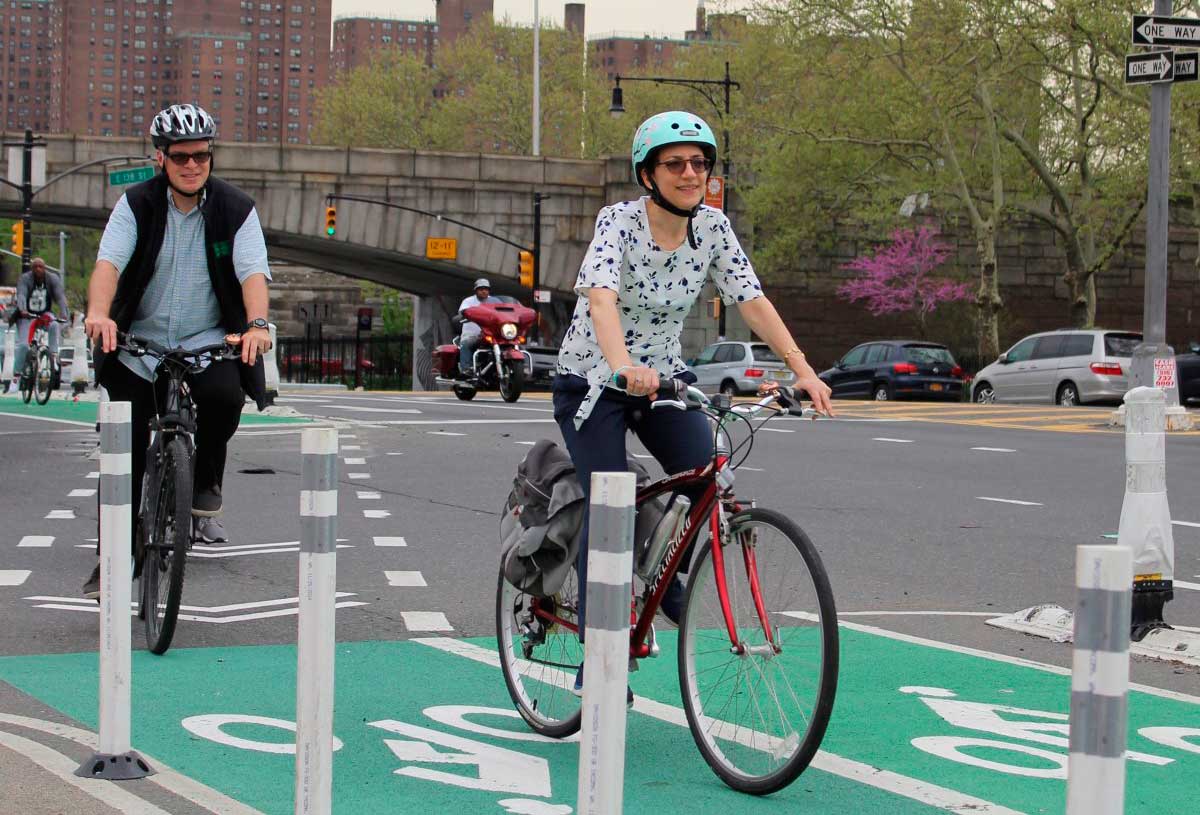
left=426, top=238, right=457, bottom=260
left=1154, top=357, right=1177, bottom=388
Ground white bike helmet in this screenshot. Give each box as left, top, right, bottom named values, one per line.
left=150, top=104, right=216, bottom=148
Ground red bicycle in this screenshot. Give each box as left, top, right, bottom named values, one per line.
left=496, top=380, right=839, bottom=794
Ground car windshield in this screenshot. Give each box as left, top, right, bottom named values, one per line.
left=905, top=345, right=955, bottom=365
left=1104, top=333, right=1142, bottom=357
left=750, top=344, right=782, bottom=364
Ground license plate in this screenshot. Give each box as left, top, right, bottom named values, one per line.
left=769, top=370, right=794, bottom=380
left=930, top=383, right=944, bottom=392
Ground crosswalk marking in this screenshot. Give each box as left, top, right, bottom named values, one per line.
left=344, top=457, right=367, bottom=465
left=873, top=438, right=913, bottom=444
left=427, top=431, right=467, bottom=437
left=68, top=488, right=96, bottom=497
left=400, top=611, right=452, bottom=631
left=385, top=571, right=427, bottom=587
left=45, top=510, right=75, bottom=520
left=373, top=536, right=407, bottom=547
left=86, top=471, right=99, bottom=479
left=363, top=509, right=391, bottom=519
left=342, top=445, right=363, bottom=450
left=0, top=571, right=31, bottom=586
left=356, top=491, right=381, bottom=500
left=971, top=447, right=1017, bottom=453
left=18, top=536, right=53, bottom=548
left=348, top=473, right=370, bottom=480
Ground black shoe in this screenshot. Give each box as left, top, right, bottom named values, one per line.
left=571, top=664, right=634, bottom=709
left=82, top=563, right=101, bottom=602
left=192, top=486, right=222, bottom=517
left=659, top=576, right=686, bottom=626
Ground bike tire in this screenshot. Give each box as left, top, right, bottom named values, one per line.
left=142, top=436, right=192, bottom=655
left=34, top=348, right=54, bottom=405
left=19, top=360, right=33, bottom=404
left=495, top=564, right=584, bottom=738
left=677, top=507, right=839, bottom=795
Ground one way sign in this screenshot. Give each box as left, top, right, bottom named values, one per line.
left=1133, top=14, right=1200, bottom=47
left=1125, top=50, right=1200, bottom=85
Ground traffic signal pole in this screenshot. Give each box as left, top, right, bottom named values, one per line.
left=21, top=129, right=32, bottom=277
left=532, top=192, right=545, bottom=342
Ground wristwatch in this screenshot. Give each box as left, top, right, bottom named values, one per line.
left=245, top=318, right=269, bottom=331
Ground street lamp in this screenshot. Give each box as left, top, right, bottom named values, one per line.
left=609, top=62, right=740, bottom=335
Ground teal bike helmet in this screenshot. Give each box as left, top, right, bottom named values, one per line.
left=631, top=111, right=718, bottom=248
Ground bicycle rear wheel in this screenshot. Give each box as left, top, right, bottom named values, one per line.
left=142, top=436, right=191, bottom=655
left=495, top=565, right=584, bottom=738
left=34, top=348, right=54, bottom=405
left=678, top=507, right=839, bottom=795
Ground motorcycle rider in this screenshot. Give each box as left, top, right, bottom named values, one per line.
left=456, top=278, right=499, bottom=376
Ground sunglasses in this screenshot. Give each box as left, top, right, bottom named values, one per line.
left=164, top=149, right=213, bottom=167
left=656, top=157, right=713, bottom=175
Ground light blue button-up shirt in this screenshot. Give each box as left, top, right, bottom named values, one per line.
left=97, top=187, right=271, bottom=381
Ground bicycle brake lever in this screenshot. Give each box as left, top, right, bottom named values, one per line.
left=650, top=397, right=687, bottom=411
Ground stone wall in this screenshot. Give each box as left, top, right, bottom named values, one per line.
left=270, top=264, right=378, bottom=338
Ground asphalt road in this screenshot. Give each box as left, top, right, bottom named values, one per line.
left=0, top=388, right=1198, bottom=814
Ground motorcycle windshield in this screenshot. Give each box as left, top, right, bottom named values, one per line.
left=463, top=301, right=537, bottom=333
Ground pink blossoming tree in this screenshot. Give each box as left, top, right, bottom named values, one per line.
left=837, top=226, right=971, bottom=335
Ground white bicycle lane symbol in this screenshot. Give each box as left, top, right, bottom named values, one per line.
left=900, top=686, right=1200, bottom=779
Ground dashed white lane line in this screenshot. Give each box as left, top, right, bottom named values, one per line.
left=427, top=431, right=467, bottom=436
left=363, top=509, right=391, bottom=519
left=977, top=496, right=1043, bottom=507
left=68, top=488, right=96, bottom=497
left=1173, top=520, right=1200, bottom=528
left=972, top=447, right=1017, bottom=453
left=18, top=536, right=54, bottom=548
left=373, top=536, right=407, bottom=547
left=356, top=491, right=381, bottom=500
left=739, top=466, right=764, bottom=472
left=401, top=611, right=453, bottom=631
left=515, top=441, right=537, bottom=446
left=760, top=427, right=794, bottom=433
left=335, top=406, right=423, bottom=414
left=1176, top=580, right=1200, bottom=592
left=85, top=471, right=99, bottom=479
left=342, top=444, right=363, bottom=451
left=347, top=473, right=371, bottom=480
left=873, top=438, right=914, bottom=444
left=344, top=457, right=367, bottom=465
left=385, top=571, right=427, bottom=587
left=45, top=510, right=75, bottom=520
left=0, top=570, right=31, bottom=586
left=385, top=452, right=404, bottom=456
left=338, top=433, right=358, bottom=438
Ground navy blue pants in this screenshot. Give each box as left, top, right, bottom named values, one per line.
left=552, top=374, right=713, bottom=633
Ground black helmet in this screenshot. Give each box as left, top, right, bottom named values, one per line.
left=150, top=104, right=216, bottom=149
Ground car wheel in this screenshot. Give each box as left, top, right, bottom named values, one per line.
left=720, top=380, right=738, bottom=397
left=873, top=382, right=892, bottom=401
left=974, top=382, right=995, bottom=404
left=1056, top=381, right=1080, bottom=407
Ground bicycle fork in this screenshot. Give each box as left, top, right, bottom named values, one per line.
left=711, top=504, right=780, bottom=657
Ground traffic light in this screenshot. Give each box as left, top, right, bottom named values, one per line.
left=324, top=205, right=337, bottom=237
left=9, top=222, right=23, bottom=256
left=519, top=250, right=534, bottom=289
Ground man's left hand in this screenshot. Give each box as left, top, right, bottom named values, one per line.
left=239, top=327, right=272, bottom=365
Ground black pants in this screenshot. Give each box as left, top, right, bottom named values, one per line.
left=101, top=358, right=245, bottom=553
left=552, top=374, right=713, bottom=632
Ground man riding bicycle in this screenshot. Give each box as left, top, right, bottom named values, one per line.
left=8, top=257, right=69, bottom=393
left=82, top=103, right=272, bottom=599
left=552, top=110, right=833, bottom=694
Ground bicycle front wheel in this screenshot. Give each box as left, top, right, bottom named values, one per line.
left=34, top=348, right=54, bottom=405
left=19, top=360, right=33, bottom=403
left=495, top=564, right=583, bottom=738
left=142, top=436, right=191, bottom=655
left=678, top=507, right=839, bottom=795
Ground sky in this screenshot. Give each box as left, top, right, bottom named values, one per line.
left=330, top=0, right=754, bottom=40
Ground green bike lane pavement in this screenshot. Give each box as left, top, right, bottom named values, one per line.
left=0, top=395, right=309, bottom=426
left=0, top=625, right=1197, bottom=815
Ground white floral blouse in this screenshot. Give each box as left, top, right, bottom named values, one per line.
left=557, top=196, right=764, bottom=428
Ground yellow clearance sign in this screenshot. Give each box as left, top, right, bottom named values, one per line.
left=426, top=238, right=457, bottom=260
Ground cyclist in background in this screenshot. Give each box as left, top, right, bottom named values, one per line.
left=82, top=103, right=273, bottom=599
left=8, top=257, right=69, bottom=393
left=552, top=110, right=833, bottom=693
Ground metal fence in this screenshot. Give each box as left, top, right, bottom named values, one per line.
left=278, top=331, right=413, bottom=390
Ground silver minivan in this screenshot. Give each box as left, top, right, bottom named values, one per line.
left=689, top=341, right=794, bottom=395
left=972, top=329, right=1141, bottom=405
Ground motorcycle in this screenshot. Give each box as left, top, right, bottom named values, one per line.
left=432, top=298, right=537, bottom=403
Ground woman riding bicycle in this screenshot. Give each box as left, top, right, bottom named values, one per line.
left=553, top=110, right=833, bottom=689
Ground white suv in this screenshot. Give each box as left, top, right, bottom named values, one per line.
left=972, top=329, right=1141, bottom=405
left=688, top=341, right=794, bottom=396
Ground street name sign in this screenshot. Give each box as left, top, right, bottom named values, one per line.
left=1133, top=14, right=1200, bottom=47
left=108, top=165, right=156, bottom=186
left=1126, top=51, right=1177, bottom=84
left=425, top=237, right=457, bottom=260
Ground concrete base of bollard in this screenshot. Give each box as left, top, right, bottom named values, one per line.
left=1109, top=404, right=1195, bottom=431
left=74, top=749, right=154, bottom=781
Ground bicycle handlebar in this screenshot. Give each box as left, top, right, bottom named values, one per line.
left=117, top=331, right=239, bottom=363
left=610, top=371, right=824, bottom=419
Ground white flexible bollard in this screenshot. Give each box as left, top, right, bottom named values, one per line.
left=264, top=321, right=280, bottom=405
left=70, top=315, right=89, bottom=395
left=1066, top=545, right=1133, bottom=815
left=75, top=401, right=154, bottom=781
left=1, top=325, right=14, bottom=386
left=577, top=471, right=636, bottom=815
left=295, top=427, right=338, bottom=815
left=1117, top=386, right=1175, bottom=638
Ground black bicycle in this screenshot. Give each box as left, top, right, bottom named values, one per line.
left=117, top=331, right=240, bottom=654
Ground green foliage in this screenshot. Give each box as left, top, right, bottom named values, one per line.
left=0, top=218, right=100, bottom=314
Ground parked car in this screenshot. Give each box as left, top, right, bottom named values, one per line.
left=972, top=329, right=1141, bottom=406
left=688, top=341, right=794, bottom=395
left=1178, top=341, right=1200, bottom=405
left=816, top=340, right=964, bottom=401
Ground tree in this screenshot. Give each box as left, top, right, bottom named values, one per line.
left=838, top=226, right=970, bottom=334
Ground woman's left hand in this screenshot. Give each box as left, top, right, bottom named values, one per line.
left=795, top=373, right=834, bottom=417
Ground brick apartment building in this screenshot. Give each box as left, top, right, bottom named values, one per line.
left=332, top=0, right=495, bottom=76
left=589, top=1, right=745, bottom=80
left=1, top=0, right=54, bottom=132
